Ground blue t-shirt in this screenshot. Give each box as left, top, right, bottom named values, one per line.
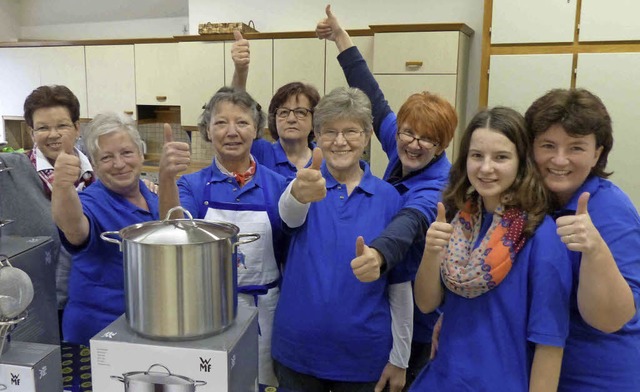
left=557, top=176, right=640, bottom=392
left=410, top=215, right=573, bottom=391
left=61, top=180, right=159, bottom=345
left=271, top=162, right=410, bottom=382
left=177, top=160, right=289, bottom=267
left=250, top=138, right=315, bottom=180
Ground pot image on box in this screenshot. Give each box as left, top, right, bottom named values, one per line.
left=111, top=363, right=206, bottom=391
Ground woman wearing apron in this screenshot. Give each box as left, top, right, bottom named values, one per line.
left=158, top=87, right=288, bottom=387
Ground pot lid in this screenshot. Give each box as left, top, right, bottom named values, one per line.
left=124, top=364, right=194, bottom=385
left=118, top=207, right=238, bottom=245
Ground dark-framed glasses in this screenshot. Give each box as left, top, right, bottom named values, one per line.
left=275, top=107, right=313, bottom=119
left=321, top=129, right=364, bottom=141
left=397, top=131, right=439, bottom=149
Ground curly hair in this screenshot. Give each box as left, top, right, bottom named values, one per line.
left=444, top=107, right=549, bottom=236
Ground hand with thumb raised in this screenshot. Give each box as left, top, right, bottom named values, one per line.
left=231, top=29, right=250, bottom=70
left=291, top=147, right=327, bottom=204
left=316, top=4, right=344, bottom=41
left=159, top=123, right=191, bottom=180
left=556, top=192, right=601, bottom=253
left=53, top=146, right=81, bottom=189
left=351, top=236, right=384, bottom=282
left=426, top=202, right=453, bottom=254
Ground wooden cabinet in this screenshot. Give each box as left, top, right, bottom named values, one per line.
left=273, top=38, right=325, bottom=95
left=487, top=54, right=573, bottom=113
left=85, top=45, right=136, bottom=119
left=491, top=0, right=577, bottom=44
left=325, top=35, right=374, bottom=94
left=576, top=53, right=640, bottom=206
left=224, top=39, right=273, bottom=111
left=579, top=0, right=640, bottom=42
left=179, top=41, right=225, bottom=127
left=369, top=28, right=471, bottom=177
left=38, top=46, right=88, bottom=118
left=135, top=43, right=180, bottom=106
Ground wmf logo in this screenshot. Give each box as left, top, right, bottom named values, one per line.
left=11, top=373, right=20, bottom=385
left=199, top=357, right=212, bottom=372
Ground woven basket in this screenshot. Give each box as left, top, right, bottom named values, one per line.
left=198, top=20, right=257, bottom=35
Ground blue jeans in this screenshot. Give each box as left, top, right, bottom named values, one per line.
left=274, top=360, right=381, bottom=392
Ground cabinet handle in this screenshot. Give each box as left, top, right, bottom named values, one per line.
left=124, top=111, right=134, bottom=115
left=156, top=96, right=167, bottom=102
left=405, top=61, right=423, bottom=69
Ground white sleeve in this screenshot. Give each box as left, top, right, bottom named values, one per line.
left=278, top=179, right=310, bottom=228
left=389, top=281, right=413, bottom=368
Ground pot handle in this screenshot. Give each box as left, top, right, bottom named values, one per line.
left=235, top=233, right=260, bottom=248
left=0, top=255, right=12, bottom=268
left=110, top=375, right=125, bottom=383
left=146, top=363, right=172, bottom=375
left=164, top=206, right=194, bottom=221
left=100, top=231, right=123, bottom=250
left=194, top=380, right=208, bottom=387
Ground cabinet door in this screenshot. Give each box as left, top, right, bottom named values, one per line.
left=0, top=48, right=39, bottom=142
left=325, top=36, right=374, bottom=93
left=85, top=45, right=136, bottom=119
left=491, top=0, right=577, bottom=44
left=224, top=39, right=273, bottom=110
left=373, top=32, right=461, bottom=74
left=273, top=38, right=325, bottom=94
left=580, top=0, right=640, bottom=41
left=576, top=53, right=640, bottom=207
left=38, top=46, right=88, bottom=118
left=488, top=54, right=573, bottom=114
left=135, top=43, right=180, bottom=106
left=370, top=75, right=458, bottom=177
left=179, top=42, right=225, bottom=127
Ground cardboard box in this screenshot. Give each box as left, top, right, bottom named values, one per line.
left=0, top=341, right=62, bottom=392
left=90, top=305, right=258, bottom=392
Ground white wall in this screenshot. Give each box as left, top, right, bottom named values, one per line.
left=0, top=0, right=20, bottom=41
left=189, top=0, right=485, bottom=121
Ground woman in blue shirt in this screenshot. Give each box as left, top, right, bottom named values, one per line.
left=231, top=31, right=320, bottom=180
left=525, top=88, right=640, bottom=391
left=412, top=107, right=573, bottom=391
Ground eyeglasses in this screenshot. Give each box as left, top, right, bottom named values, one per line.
left=32, top=123, right=75, bottom=134
left=275, top=107, right=313, bottom=119
left=397, top=131, right=439, bottom=149
left=320, top=129, right=364, bottom=141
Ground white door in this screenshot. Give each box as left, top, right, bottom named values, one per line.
left=85, top=45, right=136, bottom=119
left=135, top=43, right=180, bottom=106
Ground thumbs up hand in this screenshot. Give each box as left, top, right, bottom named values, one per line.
left=53, top=145, right=81, bottom=189
left=425, top=202, right=453, bottom=256
left=231, top=30, right=250, bottom=71
left=316, top=4, right=344, bottom=42
left=556, top=192, right=600, bottom=253
left=351, top=236, right=384, bottom=282
left=159, top=123, right=191, bottom=180
left=291, top=147, right=326, bottom=204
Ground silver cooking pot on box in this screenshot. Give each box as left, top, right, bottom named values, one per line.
left=111, top=363, right=206, bottom=392
left=101, top=207, right=259, bottom=340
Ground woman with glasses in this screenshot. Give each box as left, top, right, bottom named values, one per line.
left=317, top=6, right=457, bottom=388
left=158, top=86, right=288, bottom=388
left=273, top=86, right=413, bottom=391
left=231, top=31, right=321, bottom=179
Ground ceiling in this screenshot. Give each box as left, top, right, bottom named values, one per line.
left=19, top=0, right=188, bottom=26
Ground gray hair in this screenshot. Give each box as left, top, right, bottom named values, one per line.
left=84, top=112, right=143, bottom=163
left=313, top=87, right=373, bottom=137
left=198, top=86, right=266, bottom=142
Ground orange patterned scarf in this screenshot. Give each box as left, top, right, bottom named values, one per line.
left=440, top=202, right=528, bottom=299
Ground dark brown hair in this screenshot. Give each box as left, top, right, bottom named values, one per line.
left=524, top=88, right=613, bottom=178
left=23, top=85, right=80, bottom=128
left=444, top=107, right=548, bottom=236
left=396, top=91, right=458, bottom=151
left=267, top=82, right=320, bottom=142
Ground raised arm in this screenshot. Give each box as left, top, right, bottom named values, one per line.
left=231, top=30, right=250, bottom=91
left=51, top=149, right=89, bottom=246
left=557, top=192, right=636, bottom=332
left=316, top=5, right=392, bottom=134
left=158, top=123, right=191, bottom=219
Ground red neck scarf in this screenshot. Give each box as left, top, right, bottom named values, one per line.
left=232, top=160, right=256, bottom=187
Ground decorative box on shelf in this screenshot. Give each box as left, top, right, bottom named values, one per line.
left=198, top=21, right=257, bottom=35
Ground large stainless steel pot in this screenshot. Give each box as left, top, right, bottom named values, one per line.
left=101, top=207, right=259, bottom=340
left=111, top=363, right=206, bottom=392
